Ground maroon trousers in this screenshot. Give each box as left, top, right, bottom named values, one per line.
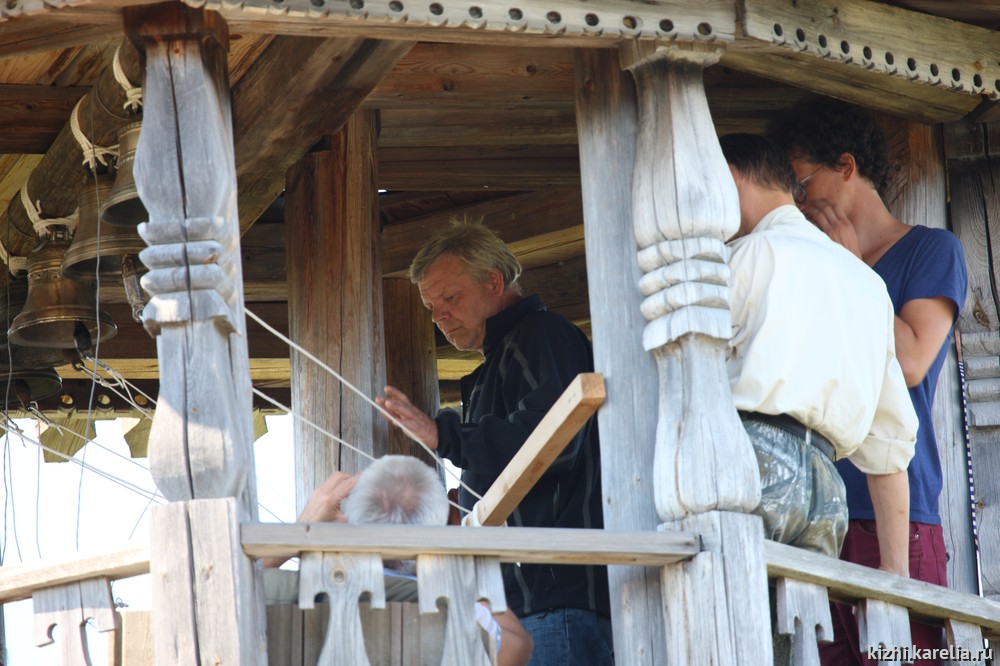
left=819, top=520, right=948, bottom=666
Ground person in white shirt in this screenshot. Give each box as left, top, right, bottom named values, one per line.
left=720, top=133, right=917, bottom=573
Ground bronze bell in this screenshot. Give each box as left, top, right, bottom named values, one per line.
left=100, top=120, right=148, bottom=227
left=0, top=368, right=62, bottom=407
left=0, top=276, right=72, bottom=370
left=8, top=238, right=117, bottom=350
left=63, top=173, right=146, bottom=279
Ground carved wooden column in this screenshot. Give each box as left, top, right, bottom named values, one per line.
left=127, top=5, right=264, bottom=663
left=285, top=112, right=388, bottom=512
left=623, top=44, right=769, bottom=664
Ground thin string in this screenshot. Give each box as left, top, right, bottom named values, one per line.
left=26, top=406, right=152, bottom=476
left=86, top=356, right=158, bottom=409
left=244, top=308, right=476, bottom=498
left=252, top=387, right=472, bottom=516
left=0, top=417, right=162, bottom=505
left=73, top=359, right=154, bottom=420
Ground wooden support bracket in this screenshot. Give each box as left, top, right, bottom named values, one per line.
left=775, top=577, right=832, bottom=666
left=945, top=619, right=988, bottom=666
left=471, top=372, right=605, bottom=527
left=857, top=598, right=911, bottom=662
left=33, top=577, right=118, bottom=666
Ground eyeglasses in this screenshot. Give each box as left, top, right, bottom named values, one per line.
left=794, top=166, right=823, bottom=205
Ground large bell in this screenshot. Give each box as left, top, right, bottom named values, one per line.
left=0, top=368, right=62, bottom=407
left=100, top=121, right=148, bottom=227
left=63, top=173, right=146, bottom=279
left=0, top=276, right=72, bottom=370
left=8, top=239, right=117, bottom=350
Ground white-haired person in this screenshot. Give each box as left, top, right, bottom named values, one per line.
left=264, top=456, right=533, bottom=666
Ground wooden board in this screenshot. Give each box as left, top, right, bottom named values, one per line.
left=242, top=524, right=701, bottom=566
left=0, top=547, right=148, bottom=604
left=474, top=373, right=605, bottom=526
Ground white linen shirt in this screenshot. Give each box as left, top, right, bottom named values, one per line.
left=727, top=205, right=917, bottom=475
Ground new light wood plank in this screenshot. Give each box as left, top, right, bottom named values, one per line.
left=474, top=373, right=605, bottom=526
left=242, top=524, right=701, bottom=566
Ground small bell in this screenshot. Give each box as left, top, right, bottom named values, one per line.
left=100, top=121, right=148, bottom=227
left=63, top=172, right=146, bottom=279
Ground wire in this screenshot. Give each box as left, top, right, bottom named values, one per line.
left=27, top=407, right=151, bottom=476
left=0, top=417, right=161, bottom=505
left=252, top=387, right=471, bottom=517
left=244, top=307, right=483, bottom=505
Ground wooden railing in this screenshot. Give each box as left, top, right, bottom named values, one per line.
left=1, top=531, right=997, bottom=665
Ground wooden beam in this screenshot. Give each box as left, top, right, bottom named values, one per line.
left=378, top=145, right=580, bottom=190
left=0, top=547, right=149, bottom=605
left=725, top=0, right=999, bottom=123
left=474, top=373, right=605, bottom=526
left=381, top=189, right=583, bottom=275
left=232, top=36, right=414, bottom=232
left=364, top=43, right=575, bottom=109
left=242, top=524, right=700, bottom=566
left=0, top=85, right=88, bottom=153
left=766, top=540, right=1000, bottom=639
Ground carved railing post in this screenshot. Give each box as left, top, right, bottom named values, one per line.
left=621, top=43, right=770, bottom=664
left=126, top=4, right=264, bottom=664
left=33, top=578, right=118, bottom=665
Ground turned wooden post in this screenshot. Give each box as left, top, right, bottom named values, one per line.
left=128, top=4, right=264, bottom=663
left=623, top=44, right=769, bottom=664
left=285, top=112, right=388, bottom=511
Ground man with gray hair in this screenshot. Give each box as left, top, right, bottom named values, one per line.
left=376, top=221, right=611, bottom=665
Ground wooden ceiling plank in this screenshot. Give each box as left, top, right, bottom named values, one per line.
left=376, top=107, right=578, bottom=148
left=0, top=22, right=119, bottom=59
left=0, top=84, right=88, bottom=153
left=364, top=43, right=575, bottom=108
left=378, top=147, right=581, bottom=190
left=381, top=189, right=582, bottom=275
left=232, top=36, right=415, bottom=232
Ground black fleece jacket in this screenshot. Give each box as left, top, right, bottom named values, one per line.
left=435, top=295, right=610, bottom=618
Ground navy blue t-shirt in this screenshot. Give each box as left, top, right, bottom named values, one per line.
left=836, top=225, right=967, bottom=524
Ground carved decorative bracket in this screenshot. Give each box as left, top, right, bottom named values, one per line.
left=775, top=577, right=833, bottom=666
left=33, top=578, right=118, bottom=666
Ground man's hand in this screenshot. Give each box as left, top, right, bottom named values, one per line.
left=262, top=471, right=358, bottom=568
left=375, top=385, right=439, bottom=450
left=801, top=199, right=863, bottom=260
left=299, top=471, right=358, bottom=523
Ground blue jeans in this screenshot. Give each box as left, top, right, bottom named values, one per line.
left=520, top=608, right=614, bottom=665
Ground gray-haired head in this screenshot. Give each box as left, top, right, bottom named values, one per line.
left=343, top=455, right=449, bottom=527
left=408, top=218, right=522, bottom=293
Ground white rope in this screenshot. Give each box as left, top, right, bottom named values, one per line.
left=251, top=387, right=473, bottom=516
left=69, top=98, right=117, bottom=171
left=244, top=308, right=452, bottom=457
left=19, top=180, right=78, bottom=236
left=0, top=237, right=26, bottom=274
left=113, top=44, right=143, bottom=113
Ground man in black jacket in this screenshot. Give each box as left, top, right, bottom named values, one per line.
left=376, top=221, right=611, bottom=666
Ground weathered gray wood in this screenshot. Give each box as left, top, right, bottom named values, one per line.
left=881, top=117, right=978, bottom=594
left=775, top=578, right=832, bottom=666
left=945, top=619, right=987, bottom=665
left=243, top=524, right=700, bottom=565
left=151, top=499, right=265, bottom=665
left=858, top=599, right=911, bottom=664
left=299, top=552, right=385, bottom=665
left=766, top=540, right=1000, bottom=638
left=382, top=278, right=439, bottom=463
left=285, top=112, right=388, bottom=513
left=33, top=578, right=117, bottom=666
left=0, top=547, right=148, bottom=604
left=418, top=555, right=492, bottom=666
left=945, top=119, right=1000, bottom=600
left=660, top=511, right=771, bottom=665
left=574, top=46, right=666, bottom=666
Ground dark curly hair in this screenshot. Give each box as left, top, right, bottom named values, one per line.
left=719, top=133, right=798, bottom=195
left=770, top=97, right=889, bottom=196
